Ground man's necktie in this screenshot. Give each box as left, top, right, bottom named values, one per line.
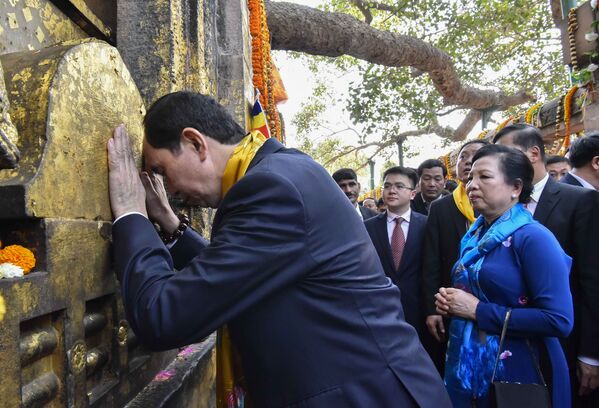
left=391, top=217, right=405, bottom=271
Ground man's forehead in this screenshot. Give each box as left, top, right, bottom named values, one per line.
left=337, top=179, right=358, bottom=185
left=421, top=167, right=444, bottom=176
left=384, top=173, right=410, bottom=183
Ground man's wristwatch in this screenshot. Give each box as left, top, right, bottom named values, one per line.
left=159, top=213, right=190, bottom=244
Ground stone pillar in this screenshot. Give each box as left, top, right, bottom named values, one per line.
left=117, top=0, right=252, bottom=125
left=213, top=0, right=253, bottom=126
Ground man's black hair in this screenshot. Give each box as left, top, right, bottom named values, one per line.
left=568, top=132, right=599, bottom=168
left=492, top=123, right=546, bottom=160
left=459, top=139, right=489, bottom=154
left=382, top=166, right=418, bottom=189
left=332, top=168, right=358, bottom=183
left=144, top=91, right=246, bottom=152
left=546, top=155, right=571, bottom=166
left=417, top=159, right=447, bottom=178
left=472, top=144, right=534, bottom=204
left=445, top=179, right=458, bottom=192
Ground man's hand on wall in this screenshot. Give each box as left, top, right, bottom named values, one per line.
left=107, top=124, right=147, bottom=219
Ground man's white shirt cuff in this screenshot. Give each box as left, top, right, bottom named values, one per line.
left=113, top=211, right=147, bottom=224
left=578, top=356, right=599, bottom=366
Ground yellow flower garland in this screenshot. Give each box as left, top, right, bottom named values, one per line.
left=568, top=8, right=579, bottom=71
left=249, top=0, right=283, bottom=141
left=495, top=117, right=514, bottom=133
left=563, top=85, right=579, bottom=139
left=477, top=129, right=489, bottom=140
left=524, top=103, right=543, bottom=125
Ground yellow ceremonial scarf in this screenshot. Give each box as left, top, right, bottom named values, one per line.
left=452, top=181, right=477, bottom=225
left=217, top=130, right=266, bottom=408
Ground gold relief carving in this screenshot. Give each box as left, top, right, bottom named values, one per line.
left=0, top=40, right=145, bottom=220
left=117, top=321, right=128, bottom=347
left=0, top=61, right=20, bottom=169
left=69, top=341, right=87, bottom=374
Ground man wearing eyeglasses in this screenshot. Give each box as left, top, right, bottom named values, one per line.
left=365, top=166, right=427, bottom=337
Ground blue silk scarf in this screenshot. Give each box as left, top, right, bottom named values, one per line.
left=445, top=203, right=533, bottom=399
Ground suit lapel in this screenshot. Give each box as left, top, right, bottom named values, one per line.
left=374, top=214, right=396, bottom=274
left=534, top=177, right=560, bottom=224
left=397, top=215, right=423, bottom=276
left=562, top=173, right=583, bottom=187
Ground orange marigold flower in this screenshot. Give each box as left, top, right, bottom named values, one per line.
left=0, top=245, right=36, bottom=274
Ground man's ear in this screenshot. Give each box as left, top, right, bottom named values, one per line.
left=591, top=156, right=599, bottom=171
left=527, top=146, right=542, bottom=164
left=181, top=127, right=208, bottom=160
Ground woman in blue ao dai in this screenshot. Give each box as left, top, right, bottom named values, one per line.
left=435, top=144, right=573, bottom=407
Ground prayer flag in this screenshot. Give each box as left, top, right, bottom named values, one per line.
left=251, top=91, right=270, bottom=139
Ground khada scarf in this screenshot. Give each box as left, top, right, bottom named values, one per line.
left=453, top=181, right=476, bottom=225
left=217, top=130, right=267, bottom=408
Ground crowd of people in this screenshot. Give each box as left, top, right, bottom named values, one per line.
left=339, top=125, right=599, bottom=407
left=107, top=92, right=599, bottom=408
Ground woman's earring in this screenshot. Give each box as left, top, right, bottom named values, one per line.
left=511, top=194, right=517, bottom=199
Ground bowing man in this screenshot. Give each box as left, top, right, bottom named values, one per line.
left=364, top=166, right=426, bottom=336
left=107, top=92, right=450, bottom=408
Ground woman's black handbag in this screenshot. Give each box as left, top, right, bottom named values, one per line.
left=489, top=309, right=551, bottom=408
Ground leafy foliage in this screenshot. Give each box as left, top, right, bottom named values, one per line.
left=289, top=0, right=571, bottom=160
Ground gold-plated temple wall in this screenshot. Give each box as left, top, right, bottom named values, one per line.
left=0, top=1, right=254, bottom=406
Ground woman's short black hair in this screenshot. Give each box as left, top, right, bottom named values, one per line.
left=144, top=91, right=246, bottom=152
left=471, top=144, right=534, bottom=204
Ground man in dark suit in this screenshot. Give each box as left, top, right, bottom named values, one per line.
left=495, top=124, right=599, bottom=406
left=421, top=139, right=488, bottom=373
left=365, top=166, right=426, bottom=336
left=411, top=159, right=447, bottom=215
left=561, top=132, right=599, bottom=191
left=332, top=168, right=378, bottom=220
left=107, top=92, right=450, bottom=408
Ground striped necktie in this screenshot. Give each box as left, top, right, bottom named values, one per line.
left=391, top=217, right=405, bottom=270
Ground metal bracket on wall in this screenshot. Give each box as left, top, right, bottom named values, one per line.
left=50, top=0, right=116, bottom=44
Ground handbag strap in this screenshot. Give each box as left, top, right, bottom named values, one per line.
left=491, top=309, right=511, bottom=382
left=490, top=308, right=547, bottom=387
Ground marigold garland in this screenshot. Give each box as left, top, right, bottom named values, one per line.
left=442, top=154, right=452, bottom=180
left=496, top=117, right=514, bottom=133
left=0, top=245, right=35, bottom=274
left=568, top=8, right=579, bottom=71
left=555, top=95, right=564, bottom=139
left=563, top=85, right=579, bottom=139
left=248, top=0, right=282, bottom=141
left=524, top=103, right=543, bottom=125
left=477, top=130, right=489, bottom=140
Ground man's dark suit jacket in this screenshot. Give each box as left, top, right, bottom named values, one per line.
left=411, top=193, right=447, bottom=215
left=560, top=172, right=584, bottom=188
left=421, top=194, right=467, bottom=318
left=420, top=194, right=467, bottom=372
left=112, top=139, right=450, bottom=408
left=359, top=204, right=378, bottom=220
left=364, top=211, right=427, bottom=335
left=535, top=176, right=599, bottom=405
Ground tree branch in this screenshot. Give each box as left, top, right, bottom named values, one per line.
left=322, top=107, right=481, bottom=167
left=349, top=0, right=373, bottom=24
left=550, top=0, right=563, bottom=28
left=266, top=1, right=535, bottom=111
